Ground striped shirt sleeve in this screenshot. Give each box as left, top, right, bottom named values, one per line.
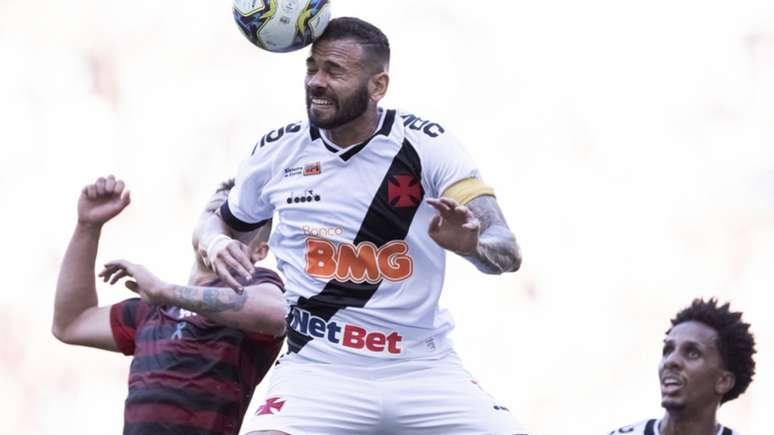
left=109, top=298, right=148, bottom=356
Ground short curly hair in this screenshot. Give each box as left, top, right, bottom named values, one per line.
left=670, top=298, right=756, bottom=403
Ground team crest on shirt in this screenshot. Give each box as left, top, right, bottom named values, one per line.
left=255, top=397, right=286, bottom=415
left=387, top=174, right=423, bottom=208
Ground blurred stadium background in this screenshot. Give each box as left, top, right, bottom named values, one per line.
left=1, top=0, right=772, bottom=433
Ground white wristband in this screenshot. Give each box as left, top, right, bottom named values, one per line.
left=203, top=234, right=233, bottom=270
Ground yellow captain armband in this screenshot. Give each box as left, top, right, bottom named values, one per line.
left=441, top=178, right=495, bottom=205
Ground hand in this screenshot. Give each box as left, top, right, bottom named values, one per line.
left=99, top=260, right=168, bottom=305
left=202, top=235, right=255, bottom=293
left=77, top=175, right=131, bottom=228
left=426, top=197, right=480, bottom=255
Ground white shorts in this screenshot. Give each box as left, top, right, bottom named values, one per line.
left=242, top=352, right=528, bottom=435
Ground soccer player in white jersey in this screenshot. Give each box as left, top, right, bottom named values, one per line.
left=608, top=299, right=755, bottom=435
left=194, top=16, right=528, bottom=435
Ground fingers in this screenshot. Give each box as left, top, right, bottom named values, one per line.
left=98, top=266, right=116, bottom=282
left=425, top=198, right=451, bottom=213
left=118, top=180, right=132, bottom=209
left=104, top=176, right=116, bottom=195
left=461, top=218, right=480, bottom=231
left=109, top=269, right=131, bottom=285
left=214, top=262, right=245, bottom=293
left=83, top=175, right=127, bottom=200
left=85, top=183, right=97, bottom=199
left=101, top=260, right=134, bottom=284
left=428, top=214, right=442, bottom=234
left=427, top=197, right=472, bottom=226
left=220, top=244, right=253, bottom=280
left=95, top=177, right=107, bottom=196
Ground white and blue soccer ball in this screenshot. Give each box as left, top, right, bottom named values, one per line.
left=233, top=0, right=332, bottom=53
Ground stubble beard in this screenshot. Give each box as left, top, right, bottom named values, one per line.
left=661, top=398, right=687, bottom=412
left=306, top=83, right=370, bottom=130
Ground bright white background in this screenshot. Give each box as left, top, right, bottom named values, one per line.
left=1, top=0, right=772, bottom=433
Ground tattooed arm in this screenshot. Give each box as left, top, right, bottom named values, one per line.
left=100, top=260, right=287, bottom=337
left=164, top=283, right=286, bottom=336
left=427, top=195, right=521, bottom=275
left=462, top=195, right=521, bottom=274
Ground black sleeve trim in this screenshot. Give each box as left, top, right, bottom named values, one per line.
left=219, top=201, right=268, bottom=232
left=644, top=419, right=656, bottom=435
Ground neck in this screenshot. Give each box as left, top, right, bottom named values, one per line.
left=660, top=407, right=720, bottom=435
left=188, top=260, right=219, bottom=286
left=326, top=105, right=379, bottom=148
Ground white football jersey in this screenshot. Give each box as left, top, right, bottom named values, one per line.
left=608, top=419, right=740, bottom=435
left=223, top=108, right=489, bottom=364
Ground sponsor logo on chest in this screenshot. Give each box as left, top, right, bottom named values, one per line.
left=304, top=238, right=413, bottom=283
left=289, top=307, right=403, bottom=354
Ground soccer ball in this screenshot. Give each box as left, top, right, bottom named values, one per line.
left=233, top=0, right=332, bottom=53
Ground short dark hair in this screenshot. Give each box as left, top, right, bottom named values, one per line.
left=204, top=178, right=235, bottom=213
left=670, top=298, right=756, bottom=403
left=316, top=17, right=390, bottom=71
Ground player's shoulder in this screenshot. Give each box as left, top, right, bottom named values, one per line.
left=249, top=119, right=309, bottom=156
left=251, top=267, right=285, bottom=291
left=394, top=108, right=451, bottom=144
left=606, top=419, right=656, bottom=435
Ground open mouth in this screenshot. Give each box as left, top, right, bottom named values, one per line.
left=309, top=97, right=335, bottom=110
left=660, top=374, right=684, bottom=395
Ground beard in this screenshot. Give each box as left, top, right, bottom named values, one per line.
left=661, top=398, right=687, bottom=412
left=306, top=82, right=370, bottom=130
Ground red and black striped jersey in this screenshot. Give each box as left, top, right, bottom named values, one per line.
left=608, top=419, right=741, bottom=435
left=109, top=268, right=284, bottom=435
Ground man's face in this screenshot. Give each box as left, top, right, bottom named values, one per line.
left=659, top=321, right=728, bottom=412
left=305, top=38, right=372, bottom=129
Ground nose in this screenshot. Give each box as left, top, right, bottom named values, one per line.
left=661, top=350, right=683, bottom=371
left=306, top=70, right=327, bottom=91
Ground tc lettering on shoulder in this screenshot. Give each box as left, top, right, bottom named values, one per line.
left=289, top=307, right=403, bottom=354
left=400, top=114, right=445, bottom=138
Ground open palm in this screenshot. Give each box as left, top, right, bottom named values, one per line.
left=426, top=197, right=480, bottom=255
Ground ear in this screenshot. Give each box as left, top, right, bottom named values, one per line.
left=369, top=71, right=389, bottom=102
left=715, top=370, right=736, bottom=397
left=250, top=241, right=270, bottom=263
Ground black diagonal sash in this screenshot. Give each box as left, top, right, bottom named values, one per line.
left=288, top=139, right=422, bottom=353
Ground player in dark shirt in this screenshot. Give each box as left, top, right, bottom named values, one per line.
left=52, top=175, right=288, bottom=435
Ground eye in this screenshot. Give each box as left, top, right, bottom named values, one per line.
left=687, top=348, right=701, bottom=359
left=662, top=344, right=673, bottom=356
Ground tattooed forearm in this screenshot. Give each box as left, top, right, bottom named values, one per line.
left=463, top=196, right=522, bottom=274
left=172, top=286, right=248, bottom=313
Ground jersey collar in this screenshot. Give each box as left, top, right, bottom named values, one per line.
left=309, top=109, right=396, bottom=162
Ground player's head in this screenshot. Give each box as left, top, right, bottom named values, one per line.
left=305, top=17, right=390, bottom=129
left=202, top=179, right=270, bottom=262
left=659, top=298, right=756, bottom=413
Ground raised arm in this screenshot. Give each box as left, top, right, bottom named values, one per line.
left=100, top=260, right=287, bottom=337
left=427, top=195, right=521, bottom=275
left=52, top=176, right=131, bottom=351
